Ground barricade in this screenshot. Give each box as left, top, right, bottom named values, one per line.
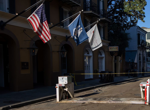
left=139, top=79, right=150, bottom=105
left=56, top=76, right=74, bottom=102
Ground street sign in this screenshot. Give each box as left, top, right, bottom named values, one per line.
left=109, top=46, right=119, bottom=51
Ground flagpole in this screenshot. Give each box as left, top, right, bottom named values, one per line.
left=0, top=0, right=44, bottom=29
left=84, top=19, right=100, bottom=29
left=66, top=19, right=100, bottom=41
left=49, top=10, right=83, bottom=29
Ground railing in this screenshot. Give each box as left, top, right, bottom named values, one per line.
left=138, top=40, right=146, bottom=47
left=71, top=0, right=81, bottom=4
left=61, top=0, right=81, bottom=5
left=84, top=1, right=99, bottom=15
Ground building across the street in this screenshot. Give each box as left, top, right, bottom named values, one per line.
left=0, top=0, right=125, bottom=91
left=125, top=26, right=147, bottom=72
left=142, top=27, right=150, bottom=72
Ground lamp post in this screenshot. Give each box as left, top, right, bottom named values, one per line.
left=128, top=58, right=131, bottom=77
left=60, top=46, right=67, bottom=58
left=28, top=43, right=38, bottom=56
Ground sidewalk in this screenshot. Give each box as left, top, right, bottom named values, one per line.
left=0, top=73, right=150, bottom=108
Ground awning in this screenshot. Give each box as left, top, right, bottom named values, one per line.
left=125, top=51, right=137, bottom=63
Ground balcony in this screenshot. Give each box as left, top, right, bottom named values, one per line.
left=138, top=40, right=146, bottom=48
left=60, top=0, right=81, bottom=6
left=83, top=1, right=99, bottom=17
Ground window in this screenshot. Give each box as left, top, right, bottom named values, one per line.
left=147, top=32, right=150, bottom=40
left=0, top=0, right=9, bottom=12
left=63, top=9, right=69, bottom=28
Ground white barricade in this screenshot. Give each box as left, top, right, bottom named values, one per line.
left=56, top=76, right=74, bottom=102
left=145, top=79, right=150, bottom=105
left=139, top=82, right=146, bottom=98
left=140, top=79, right=150, bottom=105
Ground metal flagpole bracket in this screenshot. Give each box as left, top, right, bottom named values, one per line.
left=0, top=0, right=44, bottom=30
left=66, top=35, right=71, bottom=41
left=50, top=10, right=83, bottom=29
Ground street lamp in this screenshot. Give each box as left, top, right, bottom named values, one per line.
left=61, top=46, right=67, bottom=57
left=30, top=43, right=38, bottom=56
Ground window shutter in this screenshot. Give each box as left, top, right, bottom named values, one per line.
left=9, top=0, right=16, bottom=14
left=103, top=0, right=104, bottom=16
left=103, top=26, right=105, bottom=40
left=97, top=0, right=100, bottom=14
left=31, top=0, right=36, bottom=13
left=69, top=12, right=72, bottom=24
left=45, top=1, right=50, bottom=24
left=59, top=7, right=63, bottom=26
left=98, top=25, right=101, bottom=35
left=84, top=18, right=87, bottom=27
left=84, top=18, right=87, bottom=31
left=83, top=0, right=86, bottom=11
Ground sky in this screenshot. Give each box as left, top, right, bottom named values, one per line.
left=137, top=0, right=150, bottom=28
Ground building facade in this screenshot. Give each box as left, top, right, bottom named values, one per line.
left=142, top=27, right=150, bottom=71
left=125, top=26, right=147, bottom=72
left=0, top=0, right=124, bottom=91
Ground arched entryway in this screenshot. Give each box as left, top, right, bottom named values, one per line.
left=32, top=40, right=52, bottom=87
left=0, top=30, right=20, bottom=92
left=84, top=48, right=93, bottom=79
left=98, top=50, right=105, bottom=72
left=60, top=44, right=74, bottom=75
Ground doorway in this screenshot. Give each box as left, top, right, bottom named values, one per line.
left=0, top=43, right=9, bottom=93
left=60, top=44, right=74, bottom=76
left=33, top=40, right=52, bottom=87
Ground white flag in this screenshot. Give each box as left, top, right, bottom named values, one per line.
left=87, top=24, right=102, bottom=51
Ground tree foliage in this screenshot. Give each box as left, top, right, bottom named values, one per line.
left=124, top=0, right=146, bottom=23
left=107, top=0, right=146, bottom=55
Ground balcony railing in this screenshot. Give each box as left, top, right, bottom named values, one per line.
left=99, top=9, right=108, bottom=18
left=60, top=0, right=81, bottom=6
left=84, top=1, right=99, bottom=15
left=138, top=40, right=146, bottom=47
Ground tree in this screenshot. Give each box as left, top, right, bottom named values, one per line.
left=124, top=0, right=146, bottom=23
left=107, top=0, right=146, bottom=55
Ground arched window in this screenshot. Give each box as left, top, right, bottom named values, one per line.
left=84, top=48, right=93, bottom=79
left=98, top=50, right=105, bottom=73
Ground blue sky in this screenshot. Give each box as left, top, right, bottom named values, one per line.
left=137, top=0, right=150, bottom=28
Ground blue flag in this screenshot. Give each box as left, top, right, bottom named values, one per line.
left=68, top=14, right=88, bottom=45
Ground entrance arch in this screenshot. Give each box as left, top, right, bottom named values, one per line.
left=60, top=42, right=74, bottom=76
left=84, top=48, right=93, bottom=79
left=31, top=38, right=52, bottom=87
left=0, top=29, right=20, bottom=91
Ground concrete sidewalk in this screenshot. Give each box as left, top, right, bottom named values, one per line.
left=0, top=74, right=150, bottom=109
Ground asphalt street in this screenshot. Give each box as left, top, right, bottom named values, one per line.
left=11, top=77, right=150, bottom=110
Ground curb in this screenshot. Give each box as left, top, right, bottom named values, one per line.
left=1, top=75, right=150, bottom=110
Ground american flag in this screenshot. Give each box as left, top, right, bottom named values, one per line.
left=27, top=4, right=51, bottom=43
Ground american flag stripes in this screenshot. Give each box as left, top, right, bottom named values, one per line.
left=27, top=4, right=51, bottom=43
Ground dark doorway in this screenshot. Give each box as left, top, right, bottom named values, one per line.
left=61, top=44, right=74, bottom=75
left=33, top=40, right=51, bottom=87
left=0, top=42, right=10, bottom=93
